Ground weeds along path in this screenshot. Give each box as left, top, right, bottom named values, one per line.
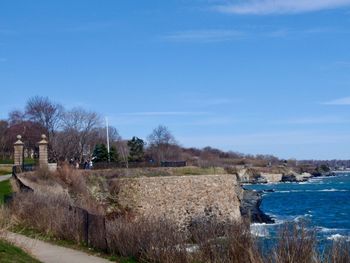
left=4, top=232, right=111, bottom=263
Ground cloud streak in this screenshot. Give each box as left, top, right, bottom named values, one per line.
left=119, top=111, right=209, bottom=116
left=162, top=26, right=336, bottom=43
left=323, top=97, right=350, bottom=105
left=162, top=30, right=245, bottom=42
left=274, top=116, right=350, bottom=124
left=214, top=0, right=350, bottom=15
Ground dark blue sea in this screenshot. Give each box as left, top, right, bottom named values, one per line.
left=244, top=173, right=350, bottom=244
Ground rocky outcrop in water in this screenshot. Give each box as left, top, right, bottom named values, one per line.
left=240, top=189, right=274, bottom=224
left=237, top=167, right=313, bottom=184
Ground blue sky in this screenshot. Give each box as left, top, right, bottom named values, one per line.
left=1, top=0, right=350, bottom=160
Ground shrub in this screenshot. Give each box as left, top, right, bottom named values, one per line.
left=190, top=219, right=264, bottom=263
left=106, top=217, right=189, bottom=263
left=10, top=192, right=85, bottom=243
left=324, top=241, right=350, bottom=263
left=269, top=223, right=318, bottom=263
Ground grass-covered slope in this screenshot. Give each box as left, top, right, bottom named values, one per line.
left=0, top=239, right=40, bottom=263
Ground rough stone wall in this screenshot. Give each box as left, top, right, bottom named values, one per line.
left=116, top=174, right=242, bottom=227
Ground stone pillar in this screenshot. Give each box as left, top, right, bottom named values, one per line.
left=14, top=135, right=24, bottom=166
left=38, top=134, right=48, bottom=168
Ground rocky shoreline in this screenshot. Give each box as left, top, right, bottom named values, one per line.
left=240, top=189, right=274, bottom=224
left=239, top=170, right=337, bottom=224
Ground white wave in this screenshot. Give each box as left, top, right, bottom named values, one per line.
left=327, top=234, right=349, bottom=241
left=319, top=188, right=347, bottom=192
left=317, top=227, right=342, bottom=233
left=275, top=189, right=347, bottom=193
left=275, top=190, right=302, bottom=193
left=293, top=215, right=304, bottom=222
left=250, top=223, right=270, bottom=237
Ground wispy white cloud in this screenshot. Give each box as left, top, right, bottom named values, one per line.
left=162, top=30, right=245, bottom=42
left=180, top=117, right=237, bottom=126
left=179, top=131, right=350, bottom=147
left=186, top=97, right=235, bottom=106
left=162, top=26, right=336, bottom=43
left=323, top=97, right=350, bottom=105
left=119, top=111, right=209, bottom=116
left=274, top=116, right=350, bottom=124
left=214, top=0, right=350, bottom=15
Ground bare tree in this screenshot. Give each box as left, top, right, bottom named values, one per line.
left=0, top=120, right=8, bottom=159
left=147, top=125, right=180, bottom=164
left=116, top=140, right=130, bottom=168
left=94, top=126, right=121, bottom=146
left=8, top=110, right=26, bottom=125
left=25, top=96, right=64, bottom=135
left=60, top=107, right=102, bottom=162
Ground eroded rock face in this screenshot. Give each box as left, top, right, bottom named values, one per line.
left=240, top=190, right=274, bottom=224
left=116, top=174, right=243, bottom=228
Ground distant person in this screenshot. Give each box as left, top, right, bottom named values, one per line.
left=89, top=160, right=93, bottom=169
left=75, top=161, right=80, bottom=169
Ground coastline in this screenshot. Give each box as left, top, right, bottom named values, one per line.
left=241, top=171, right=339, bottom=224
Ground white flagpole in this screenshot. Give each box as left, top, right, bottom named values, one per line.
left=106, top=117, right=110, bottom=162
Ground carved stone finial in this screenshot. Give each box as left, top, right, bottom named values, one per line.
left=41, top=134, right=47, bottom=140
left=17, top=135, right=22, bottom=140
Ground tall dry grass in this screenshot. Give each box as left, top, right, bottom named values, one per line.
left=10, top=191, right=86, bottom=243
left=268, top=223, right=319, bottom=263
left=9, top=166, right=350, bottom=263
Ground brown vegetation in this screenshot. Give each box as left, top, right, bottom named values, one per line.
left=8, top=194, right=350, bottom=263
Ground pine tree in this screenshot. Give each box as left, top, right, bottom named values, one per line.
left=92, top=144, right=109, bottom=162
left=109, top=146, right=119, bottom=163
left=127, top=136, right=145, bottom=162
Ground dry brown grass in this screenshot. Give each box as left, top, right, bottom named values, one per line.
left=10, top=191, right=87, bottom=243
left=0, top=206, right=12, bottom=236
left=9, top=167, right=350, bottom=263
left=107, top=217, right=189, bottom=263
left=22, top=166, right=106, bottom=215
left=189, top=219, right=264, bottom=263
left=268, top=223, right=318, bottom=263
left=7, top=193, right=350, bottom=263
left=324, top=241, right=350, bottom=263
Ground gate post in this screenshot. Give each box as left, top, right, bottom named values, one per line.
left=14, top=135, right=24, bottom=166
left=38, top=134, right=49, bottom=168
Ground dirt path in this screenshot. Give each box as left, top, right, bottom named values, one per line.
left=4, top=232, right=112, bottom=263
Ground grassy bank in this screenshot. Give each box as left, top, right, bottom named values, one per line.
left=89, top=166, right=228, bottom=178
left=0, top=239, right=40, bottom=263
left=0, top=180, right=12, bottom=204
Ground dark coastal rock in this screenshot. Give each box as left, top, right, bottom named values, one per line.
left=240, top=190, right=274, bottom=224
left=281, top=174, right=297, bottom=182
left=311, top=171, right=336, bottom=177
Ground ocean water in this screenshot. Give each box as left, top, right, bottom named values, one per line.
left=244, top=173, right=350, bottom=244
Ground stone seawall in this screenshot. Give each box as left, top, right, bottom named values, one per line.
left=116, top=174, right=242, bottom=227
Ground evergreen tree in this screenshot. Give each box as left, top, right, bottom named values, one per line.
left=92, top=144, right=109, bottom=162
left=109, top=145, right=119, bottom=163
left=127, top=136, right=145, bottom=162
